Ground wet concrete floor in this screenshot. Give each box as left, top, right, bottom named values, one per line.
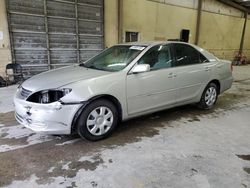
left=0, top=66, right=250, bottom=187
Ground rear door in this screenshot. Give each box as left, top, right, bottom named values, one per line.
left=172, top=43, right=214, bottom=103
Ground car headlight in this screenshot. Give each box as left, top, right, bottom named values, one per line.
left=27, top=88, right=72, bottom=104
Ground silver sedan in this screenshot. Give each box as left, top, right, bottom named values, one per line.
left=14, top=41, right=233, bottom=141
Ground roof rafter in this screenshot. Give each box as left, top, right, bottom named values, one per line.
left=217, top=0, right=250, bottom=13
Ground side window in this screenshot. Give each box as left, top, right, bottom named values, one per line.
left=138, top=45, right=173, bottom=70
left=173, top=44, right=207, bottom=67
left=200, top=53, right=209, bottom=63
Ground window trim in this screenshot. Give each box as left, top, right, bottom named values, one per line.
left=128, top=44, right=175, bottom=74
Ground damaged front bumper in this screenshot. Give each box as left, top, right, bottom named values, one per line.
left=14, top=95, right=82, bottom=135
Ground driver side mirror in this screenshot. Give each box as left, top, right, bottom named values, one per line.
left=131, top=64, right=150, bottom=74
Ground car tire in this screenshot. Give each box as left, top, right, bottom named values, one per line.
left=198, top=82, right=218, bottom=110
left=77, top=99, right=118, bottom=141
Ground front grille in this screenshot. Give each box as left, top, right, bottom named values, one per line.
left=20, top=87, right=32, bottom=99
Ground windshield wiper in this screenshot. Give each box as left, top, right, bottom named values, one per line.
left=87, top=65, right=106, bottom=71
left=79, top=63, right=101, bottom=70
left=80, top=63, right=114, bottom=72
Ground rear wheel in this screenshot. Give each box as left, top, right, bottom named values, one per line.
left=198, top=83, right=218, bottom=109
left=77, top=99, right=118, bottom=141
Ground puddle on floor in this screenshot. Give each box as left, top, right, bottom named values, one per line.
left=243, top=168, right=250, bottom=174
left=236, top=155, right=250, bottom=175
left=32, top=154, right=104, bottom=185
left=237, top=155, right=250, bottom=161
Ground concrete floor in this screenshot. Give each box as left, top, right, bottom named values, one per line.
left=0, top=66, right=250, bottom=188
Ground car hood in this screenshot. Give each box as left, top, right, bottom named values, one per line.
left=22, top=65, right=111, bottom=91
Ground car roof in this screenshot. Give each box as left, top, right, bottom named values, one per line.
left=119, top=41, right=163, bottom=46
left=117, top=41, right=193, bottom=46
left=117, top=41, right=219, bottom=61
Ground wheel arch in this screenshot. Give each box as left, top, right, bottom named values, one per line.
left=208, top=79, right=221, bottom=95
left=71, top=94, right=123, bottom=134
left=197, top=79, right=221, bottom=109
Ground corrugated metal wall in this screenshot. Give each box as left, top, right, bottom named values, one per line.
left=6, top=0, right=104, bottom=76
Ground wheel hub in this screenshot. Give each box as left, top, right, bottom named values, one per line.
left=96, top=116, right=104, bottom=125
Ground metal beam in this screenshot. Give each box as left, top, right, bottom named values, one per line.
left=52, top=0, right=102, bottom=8
left=217, top=0, right=249, bottom=13
left=234, top=0, right=250, bottom=2
left=5, top=0, right=16, bottom=64
left=118, top=0, right=123, bottom=43
left=102, top=0, right=105, bottom=49
left=44, top=0, right=51, bottom=69
left=239, top=12, right=248, bottom=54
left=235, top=1, right=250, bottom=6
left=8, top=11, right=102, bottom=23
left=75, top=0, right=80, bottom=64
left=195, top=0, right=203, bottom=45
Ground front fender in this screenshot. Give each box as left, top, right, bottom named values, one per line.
left=59, top=72, right=128, bottom=120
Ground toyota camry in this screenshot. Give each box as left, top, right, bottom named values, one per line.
left=14, top=41, right=233, bottom=141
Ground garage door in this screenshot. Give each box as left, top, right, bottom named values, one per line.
left=6, top=0, right=104, bottom=77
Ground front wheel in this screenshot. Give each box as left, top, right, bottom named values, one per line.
left=198, top=83, right=218, bottom=109
left=77, top=99, right=118, bottom=141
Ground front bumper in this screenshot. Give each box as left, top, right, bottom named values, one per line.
left=14, top=96, right=82, bottom=135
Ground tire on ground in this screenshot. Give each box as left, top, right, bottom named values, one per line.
left=198, top=82, right=218, bottom=110
left=77, top=99, right=118, bottom=141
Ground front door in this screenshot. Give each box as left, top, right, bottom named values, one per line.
left=126, top=44, right=177, bottom=115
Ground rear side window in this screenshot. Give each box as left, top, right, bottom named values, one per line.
left=173, top=44, right=208, bottom=67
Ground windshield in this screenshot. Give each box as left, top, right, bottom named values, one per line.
left=82, top=45, right=146, bottom=72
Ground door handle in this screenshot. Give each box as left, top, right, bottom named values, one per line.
left=168, top=73, right=177, bottom=78
left=168, top=73, right=173, bottom=78
left=205, top=67, right=211, bottom=71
